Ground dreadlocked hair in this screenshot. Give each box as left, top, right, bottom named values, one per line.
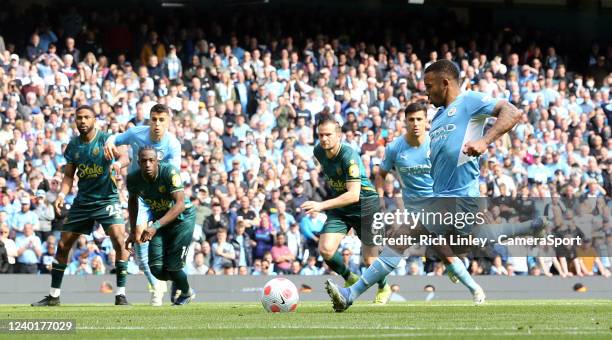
left=138, top=145, right=160, bottom=159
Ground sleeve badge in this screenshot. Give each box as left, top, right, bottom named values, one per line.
left=171, top=174, right=182, bottom=187
left=348, top=164, right=360, bottom=178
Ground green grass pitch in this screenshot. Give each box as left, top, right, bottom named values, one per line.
left=1, top=300, right=610, bottom=339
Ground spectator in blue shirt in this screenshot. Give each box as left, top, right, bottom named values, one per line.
left=300, top=256, right=323, bottom=275
left=10, top=196, right=39, bottom=235
left=270, top=201, right=296, bottom=232
left=15, top=224, right=42, bottom=273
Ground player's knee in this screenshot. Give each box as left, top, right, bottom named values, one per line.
left=318, top=244, right=336, bottom=260
left=113, top=246, right=129, bottom=261
left=55, top=242, right=72, bottom=262
left=55, top=249, right=70, bottom=263
left=150, top=265, right=164, bottom=279
left=109, top=237, right=123, bottom=252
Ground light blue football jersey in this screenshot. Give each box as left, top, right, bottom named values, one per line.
left=113, top=125, right=182, bottom=173
left=380, top=135, right=433, bottom=201
left=429, top=91, right=499, bottom=197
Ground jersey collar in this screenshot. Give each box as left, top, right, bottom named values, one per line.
left=325, top=143, right=343, bottom=160
left=433, top=91, right=467, bottom=120
left=80, top=129, right=98, bottom=144
left=432, top=106, right=446, bottom=120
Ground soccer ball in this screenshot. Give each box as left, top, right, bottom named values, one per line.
left=261, top=277, right=299, bottom=313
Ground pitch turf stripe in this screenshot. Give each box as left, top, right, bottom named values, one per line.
left=74, top=329, right=612, bottom=339
left=21, top=300, right=610, bottom=308
left=76, top=325, right=610, bottom=332
left=239, top=333, right=612, bottom=340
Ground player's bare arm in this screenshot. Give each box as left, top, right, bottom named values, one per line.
left=301, top=180, right=360, bottom=214
left=140, top=190, right=186, bottom=243
left=103, top=134, right=119, bottom=160
left=463, top=100, right=521, bottom=157
left=375, top=168, right=389, bottom=197
left=54, top=163, right=76, bottom=214
left=126, top=193, right=139, bottom=251
left=110, top=152, right=130, bottom=177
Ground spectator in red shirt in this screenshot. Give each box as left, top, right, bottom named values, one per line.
left=270, top=233, right=294, bottom=274
left=360, top=130, right=378, bottom=156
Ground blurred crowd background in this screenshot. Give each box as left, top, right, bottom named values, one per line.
left=0, top=1, right=609, bottom=278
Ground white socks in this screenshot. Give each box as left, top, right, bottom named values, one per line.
left=50, top=288, right=61, bottom=297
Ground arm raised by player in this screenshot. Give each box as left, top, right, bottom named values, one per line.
left=140, top=190, right=186, bottom=243
left=301, top=180, right=360, bottom=214
left=463, top=100, right=521, bottom=157
left=111, top=153, right=131, bottom=176
left=54, top=163, right=76, bottom=214
left=104, top=129, right=133, bottom=160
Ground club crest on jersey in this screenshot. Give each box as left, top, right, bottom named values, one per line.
left=171, top=174, right=181, bottom=187
left=92, top=147, right=100, bottom=157
left=74, top=152, right=79, bottom=160
left=159, top=185, right=166, bottom=193
left=336, top=166, right=342, bottom=175
left=348, top=164, right=359, bottom=178
left=447, top=107, right=457, bottom=117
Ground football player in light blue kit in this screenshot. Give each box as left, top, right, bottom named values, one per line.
left=342, top=101, right=485, bottom=308
left=326, top=60, right=523, bottom=311
left=377, top=101, right=434, bottom=202
left=104, top=103, right=181, bottom=306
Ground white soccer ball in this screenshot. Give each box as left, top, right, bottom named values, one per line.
left=261, top=277, right=299, bottom=313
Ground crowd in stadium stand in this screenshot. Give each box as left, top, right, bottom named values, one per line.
left=0, top=5, right=610, bottom=278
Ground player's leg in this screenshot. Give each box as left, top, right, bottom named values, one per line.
left=148, top=230, right=171, bottom=281
left=359, top=207, right=389, bottom=290
left=135, top=199, right=158, bottom=286
left=433, top=244, right=485, bottom=304
left=166, top=212, right=196, bottom=306
left=135, top=199, right=167, bottom=305
left=319, top=232, right=354, bottom=282
left=436, top=198, right=486, bottom=304
left=32, top=205, right=93, bottom=306
left=326, top=245, right=406, bottom=312
left=107, top=224, right=130, bottom=305
left=326, top=221, right=424, bottom=312
left=31, top=231, right=80, bottom=306
left=471, top=217, right=549, bottom=242
left=353, top=196, right=391, bottom=303
left=343, top=222, right=421, bottom=308
left=472, top=196, right=549, bottom=242
left=318, top=210, right=358, bottom=283
left=362, top=245, right=391, bottom=304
